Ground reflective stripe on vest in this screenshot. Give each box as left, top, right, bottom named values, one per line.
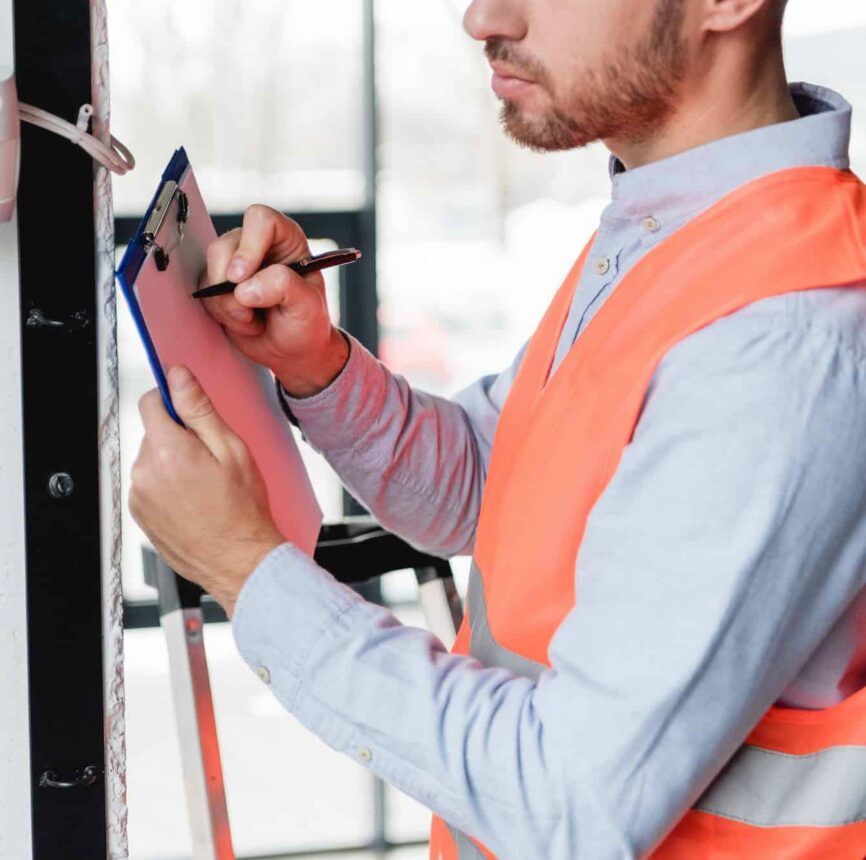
left=466, top=564, right=544, bottom=681
left=467, top=564, right=866, bottom=830
left=449, top=823, right=489, bottom=859
left=430, top=169, right=866, bottom=859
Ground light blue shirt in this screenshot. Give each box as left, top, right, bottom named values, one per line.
left=233, top=84, right=866, bottom=858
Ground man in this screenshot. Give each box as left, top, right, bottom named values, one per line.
left=130, top=0, right=866, bottom=856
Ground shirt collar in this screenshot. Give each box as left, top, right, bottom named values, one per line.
left=606, top=83, right=852, bottom=227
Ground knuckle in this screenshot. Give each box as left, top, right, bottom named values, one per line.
left=187, top=396, right=216, bottom=421
left=244, top=203, right=273, bottom=222
left=155, top=445, right=174, bottom=466
left=176, top=383, right=216, bottom=421
left=287, top=220, right=311, bottom=251
left=206, top=235, right=239, bottom=277
left=218, top=226, right=242, bottom=242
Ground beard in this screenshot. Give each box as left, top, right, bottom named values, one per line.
left=490, top=0, right=687, bottom=153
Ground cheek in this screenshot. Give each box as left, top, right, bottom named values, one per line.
left=534, top=0, right=653, bottom=94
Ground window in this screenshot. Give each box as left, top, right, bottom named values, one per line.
left=110, top=0, right=367, bottom=219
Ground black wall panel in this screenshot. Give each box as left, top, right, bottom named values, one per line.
left=13, top=1, right=108, bottom=857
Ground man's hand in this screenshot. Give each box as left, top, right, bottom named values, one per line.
left=201, top=204, right=349, bottom=398
left=129, top=365, right=284, bottom=616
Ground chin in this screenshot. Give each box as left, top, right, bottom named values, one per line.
left=500, top=102, right=586, bottom=153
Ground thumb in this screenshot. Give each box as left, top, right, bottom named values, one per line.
left=168, top=366, right=234, bottom=459
left=235, top=264, right=306, bottom=310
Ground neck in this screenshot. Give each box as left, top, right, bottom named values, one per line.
left=608, top=36, right=799, bottom=170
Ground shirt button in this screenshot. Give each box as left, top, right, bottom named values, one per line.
left=357, top=746, right=373, bottom=764
left=254, top=666, right=271, bottom=685
left=593, top=257, right=611, bottom=275
left=642, top=216, right=661, bottom=233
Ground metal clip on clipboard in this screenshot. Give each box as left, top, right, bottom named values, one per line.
left=141, top=180, right=189, bottom=272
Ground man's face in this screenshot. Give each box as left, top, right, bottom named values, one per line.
left=463, top=0, right=689, bottom=152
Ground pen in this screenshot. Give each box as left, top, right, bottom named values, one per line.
left=191, top=248, right=362, bottom=300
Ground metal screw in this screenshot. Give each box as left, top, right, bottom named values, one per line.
left=48, top=473, right=75, bottom=499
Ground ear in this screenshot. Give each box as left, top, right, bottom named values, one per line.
left=699, top=0, right=776, bottom=34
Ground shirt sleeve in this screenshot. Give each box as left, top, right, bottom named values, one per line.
left=234, top=295, right=866, bottom=858
left=283, top=334, right=524, bottom=557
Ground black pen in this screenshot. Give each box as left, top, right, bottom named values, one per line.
left=192, top=248, right=362, bottom=300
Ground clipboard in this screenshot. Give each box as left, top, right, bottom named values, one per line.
left=116, top=148, right=322, bottom=554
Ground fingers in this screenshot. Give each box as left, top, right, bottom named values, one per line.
left=138, top=387, right=176, bottom=434
left=205, top=227, right=241, bottom=285
left=203, top=229, right=263, bottom=336
left=229, top=205, right=311, bottom=283
left=166, top=365, right=239, bottom=462
left=201, top=206, right=311, bottom=337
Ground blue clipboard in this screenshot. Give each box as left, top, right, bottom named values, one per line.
left=116, top=147, right=190, bottom=423
left=113, top=147, right=324, bottom=552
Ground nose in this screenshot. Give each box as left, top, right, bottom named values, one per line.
left=463, top=0, right=527, bottom=43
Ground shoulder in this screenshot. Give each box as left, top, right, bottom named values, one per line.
left=657, top=283, right=866, bottom=384
left=641, top=283, right=866, bottom=454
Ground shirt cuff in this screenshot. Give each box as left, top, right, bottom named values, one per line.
left=231, top=543, right=365, bottom=709
left=279, top=332, right=389, bottom=455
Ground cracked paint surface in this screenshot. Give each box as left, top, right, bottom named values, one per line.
left=92, top=0, right=129, bottom=855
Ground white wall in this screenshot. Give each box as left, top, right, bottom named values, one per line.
left=0, top=4, right=33, bottom=856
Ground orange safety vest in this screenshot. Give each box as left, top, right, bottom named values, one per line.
left=430, top=167, right=866, bottom=859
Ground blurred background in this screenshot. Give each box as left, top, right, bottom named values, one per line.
left=108, top=1, right=866, bottom=857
